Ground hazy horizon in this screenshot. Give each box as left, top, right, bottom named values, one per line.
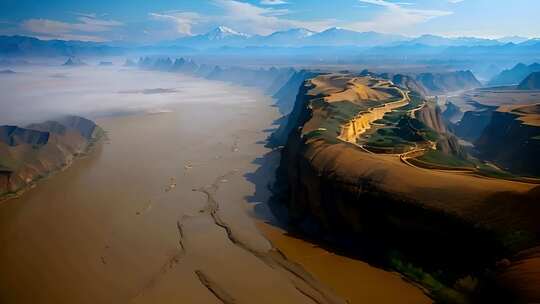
left=1, top=0, right=539, bottom=43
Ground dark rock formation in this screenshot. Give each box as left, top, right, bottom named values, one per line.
left=452, top=109, right=495, bottom=142
left=475, top=110, right=540, bottom=176
left=0, top=126, right=49, bottom=147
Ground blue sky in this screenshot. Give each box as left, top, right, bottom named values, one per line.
left=0, top=0, right=539, bottom=42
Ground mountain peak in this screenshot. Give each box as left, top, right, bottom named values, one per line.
left=206, top=26, right=249, bottom=40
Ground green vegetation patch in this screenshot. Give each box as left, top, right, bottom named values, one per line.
left=390, top=255, right=471, bottom=304
left=310, top=99, right=365, bottom=141
left=399, top=117, right=440, bottom=142
left=416, top=150, right=475, bottom=168
left=397, top=92, right=425, bottom=111
left=366, top=127, right=415, bottom=150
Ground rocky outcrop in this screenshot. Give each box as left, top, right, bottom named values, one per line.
left=415, top=101, right=447, bottom=133
left=0, top=116, right=103, bottom=198
left=452, top=109, right=495, bottom=142
left=475, top=109, right=540, bottom=176
left=415, top=101, right=469, bottom=158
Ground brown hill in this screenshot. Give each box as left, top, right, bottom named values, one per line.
left=0, top=116, right=103, bottom=199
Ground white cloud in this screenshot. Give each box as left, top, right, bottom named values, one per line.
left=214, top=0, right=336, bottom=34
left=150, top=0, right=335, bottom=36
left=149, top=11, right=203, bottom=36
left=448, top=0, right=465, bottom=3
left=349, top=0, right=452, bottom=33
left=260, top=0, right=287, bottom=5
left=21, top=15, right=123, bottom=41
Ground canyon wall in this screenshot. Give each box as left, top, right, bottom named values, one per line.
left=476, top=110, right=540, bottom=176
left=272, top=75, right=540, bottom=302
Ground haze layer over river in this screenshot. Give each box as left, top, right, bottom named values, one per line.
left=0, top=65, right=256, bottom=125
left=0, top=66, right=429, bottom=303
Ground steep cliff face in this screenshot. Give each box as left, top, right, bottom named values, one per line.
left=475, top=109, right=540, bottom=177
left=415, top=101, right=447, bottom=133
left=273, top=74, right=540, bottom=302
left=415, top=102, right=468, bottom=158
left=0, top=116, right=103, bottom=198
left=273, top=70, right=319, bottom=114
left=452, top=109, right=494, bottom=142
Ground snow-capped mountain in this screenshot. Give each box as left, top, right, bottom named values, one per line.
left=205, top=26, right=250, bottom=41
left=165, top=26, right=538, bottom=49
left=171, top=26, right=250, bottom=48
left=253, top=28, right=316, bottom=46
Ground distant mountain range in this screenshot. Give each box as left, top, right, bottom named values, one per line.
left=0, top=35, right=123, bottom=57
left=489, top=63, right=540, bottom=86
left=1, top=28, right=540, bottom=72
left=165, top=26, right=538, bottom=49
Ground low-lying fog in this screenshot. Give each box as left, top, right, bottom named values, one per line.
left=0, top=65, right=261, bottom=125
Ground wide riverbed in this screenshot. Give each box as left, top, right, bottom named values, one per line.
left=0, top=66, right=430, bottom=303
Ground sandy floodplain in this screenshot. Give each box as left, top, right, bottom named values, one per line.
left=0, top=66, right=430, bottom=303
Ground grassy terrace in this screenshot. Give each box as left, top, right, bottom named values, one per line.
left=415, top=150, right=474, bottom=168
left=304, top=96, right=394, bottom=143
left=362, top=91, right=432, bottom=153
left=363, top=111, right=439, bottom=154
